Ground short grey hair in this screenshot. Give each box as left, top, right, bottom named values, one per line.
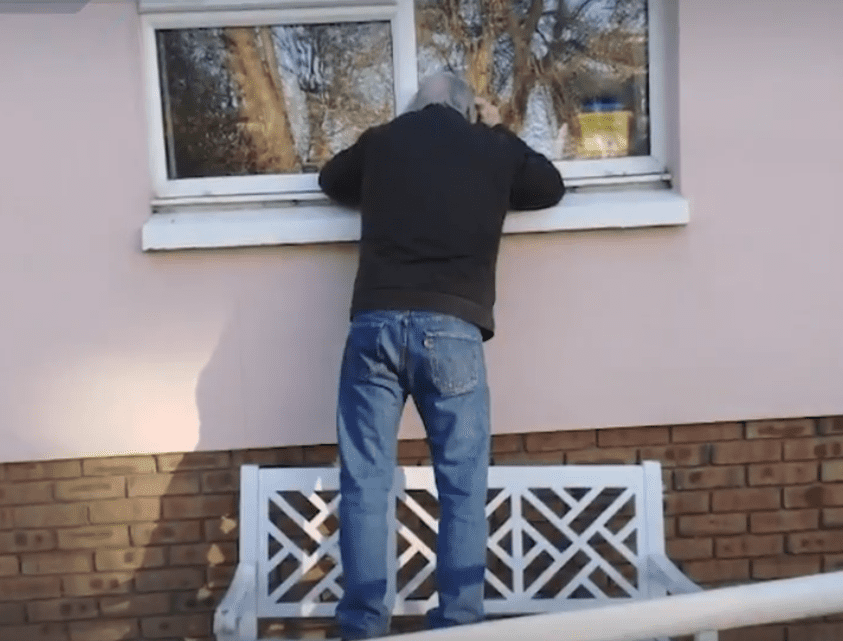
left=404, top=71, right=476, bottom=122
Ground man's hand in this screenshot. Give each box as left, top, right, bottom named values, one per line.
left=475, top=97, right=501, bottom=127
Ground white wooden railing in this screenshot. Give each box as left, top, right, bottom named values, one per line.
left=381, top=570, right=843, bottom=641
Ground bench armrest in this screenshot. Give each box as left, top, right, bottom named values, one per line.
left=646, top=553, right=703, bottom=595
left=214, top=562, right=258, bottom=641
left=646, top=555, right=718, bottom=641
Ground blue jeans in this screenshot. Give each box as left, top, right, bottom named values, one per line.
left=335, top=310, right=490, bottom=639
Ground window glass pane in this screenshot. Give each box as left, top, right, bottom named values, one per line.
left=157, top=22, right=395, bottom=179
left=415, top=0, right=649, bottom=161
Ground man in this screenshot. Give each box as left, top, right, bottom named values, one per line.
left=319, top=71, right=565, bottom=640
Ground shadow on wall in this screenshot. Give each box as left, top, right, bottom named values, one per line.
left=132, top=244, right=357, bottom=638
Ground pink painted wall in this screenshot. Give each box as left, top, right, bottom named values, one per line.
left=1, top=1, right=842, bottom=463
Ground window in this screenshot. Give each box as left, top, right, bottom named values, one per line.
left=139, top=0, right=686, bottom=250
left=415, top=0, right=660, bottom=179
left=141, top=1, right=417, bottom=200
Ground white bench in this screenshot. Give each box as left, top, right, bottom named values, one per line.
left=214, top=462, right=716, bottom=641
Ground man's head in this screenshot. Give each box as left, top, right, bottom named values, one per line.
left=404, top=71, right=477, bottom=122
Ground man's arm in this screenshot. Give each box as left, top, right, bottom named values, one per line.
left=476, top=98, right=565, bottom=211
left=507, top=138, right=566, bottom=211
left=318, top=132, right=369, bottom=207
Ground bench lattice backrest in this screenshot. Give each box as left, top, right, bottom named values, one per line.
left=240, top=462, right=667, bottom=619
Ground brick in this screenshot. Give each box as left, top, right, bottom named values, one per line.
left=205, top=516, right=238, bottom=542
left=664, top=491, right=710, bottom=515
left=494, top=450, right=565, bottom=465
left=784, top=436, right=843, bottom=460
left=206, top=564, right=236, bottom=588
left=720, top=624, right=785, bottom=641
left=712, top=440, right=781, bottom=464
left=818, top=417, right=843, bottom=435
left=0, top=507, right=13, bottom=529
left=130, top=520, right=202, bottom=546
left=712, top=487, right=781, bottom=512
left=750, top=509, right=819, bottom=533
left=127, top=471, right=200, bottom=497
left=68, top=619, right=138, bottom=641
left=89, top=497, right=161, bottom=523
left=161, top=494, right=235, bottom=519
left=597, top=426, right=669, bottom=447
left=64, top=572, right=133, bottom=597
left=784, top=483, right=843, bottom=508
left=170, top=542, right=236, bottom=566
left=7, top=460, right=81, bottom=481
left=0, top=480, right=54, bottom=505
left=141, top=613, right=212, bottom=639
left=397, top=440, right=429, bottom=459
left=83, top=456, right=156, bottom=476
left=824, top=507, right=843, bottom=528
left=826, top=553, right=843, bottom=571
left=0, top=529, right=56, bottom=553
left=678, top=513, right=747, bottom=536
left=0, top=554, right=18, bottom=575
left=674, top=466, right=744, bottom=490
left=398, top=454, right=429, bottom=465
left=232, top=447, right=305, bottom=467
left=21, top=551, right=93, bottom=574
left=157, top=451, right=231, bottom=472
left=0, top=576, right=62, bottom=601
left=135, top=567, right=204, bottom=592
left=747, top=419, right=815, bottom=439
left=201, top=470, right=238, bottom=494
left=666, top=537, right=713, bottom=560
left=0, top=465, right=4, bottom=482
left=13, top=503, right=87, bottom=528
left=749, top=461, right=818, bottom=486
left=681, top=558, right=749, bottom=585
left=27, top=597, right=98, bottom=622
left=0, top=601, right=26, bottom=625
left=639, top=444, right=707, bottom=467
left=822, top=461, right=843, bottom=482
left=95, top=546, right=166, bottom=571
left=752, top=555, right=822, bottom=580
left=99, top=593, right=170, bottom=617
left=524, top=430, right=596, bottom=452
left=55, top=477, right=125, bottom=501
left=715, top=534, right=783, bottom=558
left=671, top=422, right=743, bottom=443
left=788, top=531, right=843, bottom=554
left=173, top=587, right=223, bottom=612
left=788, top=622, right=843, bottom=641
left=57, top=525, right=130, bottom=550
left=565, top=447, right=637, bottom=464
left=492, top=434, right=522, bottom=453
left=0, top=622, right=70, bottom=641
left=303, top=445, right=338, bottom=464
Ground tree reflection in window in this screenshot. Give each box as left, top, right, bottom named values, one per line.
left=415, top=0, right=649, bottom=160
left=157, top=22, right=395, bottom=179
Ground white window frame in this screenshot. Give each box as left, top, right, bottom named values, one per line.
left=137, top=0, right=688, bottom=251
left=140, top=0, right=417, bottom=200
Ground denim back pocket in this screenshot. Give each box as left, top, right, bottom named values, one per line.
left=343, top=320, right=388, bottom=382
left=425, top=331, right=481, bottom=397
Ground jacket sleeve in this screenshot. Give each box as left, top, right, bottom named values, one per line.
left=493, top=125, right=566, bottom=211
left=318, top=131, right=370, bottom=208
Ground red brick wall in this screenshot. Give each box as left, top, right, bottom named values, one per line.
left=0, top=417, right=842, bottom=641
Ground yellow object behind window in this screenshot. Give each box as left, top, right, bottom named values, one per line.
left=576, top=110, right=633, bottom=158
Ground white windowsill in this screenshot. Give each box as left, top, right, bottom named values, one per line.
left=141, top=188, right=689, bottom=251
